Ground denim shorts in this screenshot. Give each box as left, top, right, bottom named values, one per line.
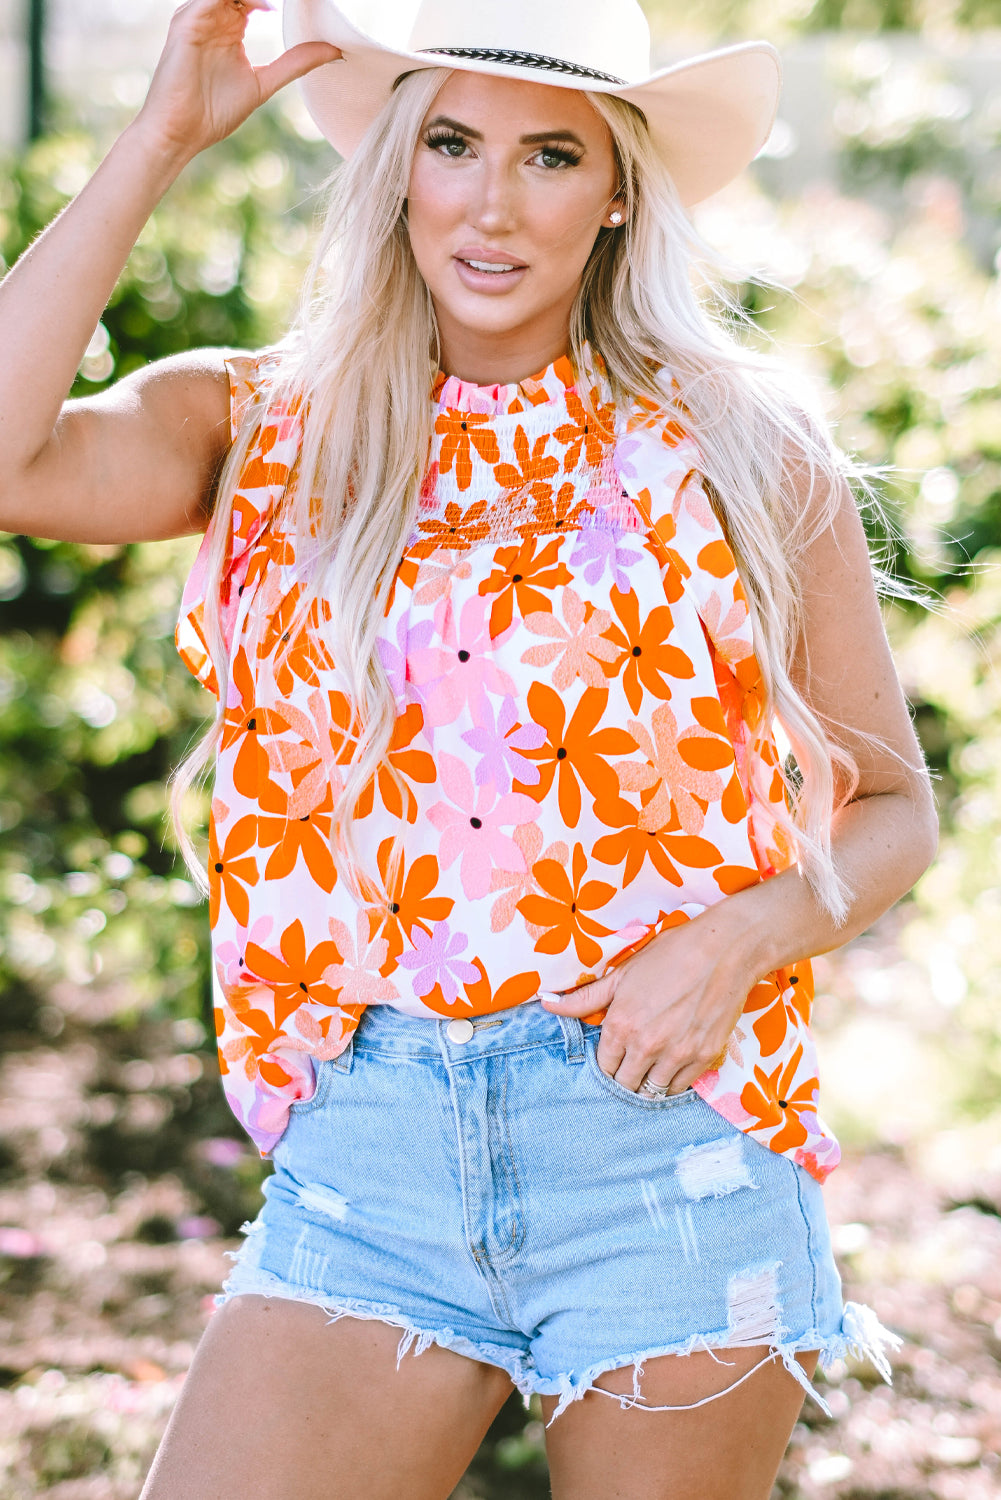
left=218, top=999, right=900, bottom=1424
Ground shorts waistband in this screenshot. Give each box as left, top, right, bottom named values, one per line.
left=343, top=999, right=588, bottom=1065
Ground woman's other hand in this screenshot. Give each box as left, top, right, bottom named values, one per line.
left=134, top=0, right=341, bottom=165
left=540, top=908, right=755, bottom=1096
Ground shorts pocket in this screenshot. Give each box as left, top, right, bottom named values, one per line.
left=584, top=1034, right=699, bottom=1109
left=287, top=1056, right=337, bottom=1118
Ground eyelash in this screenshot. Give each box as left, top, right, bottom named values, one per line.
left=423, top=129, right=584, bottom=169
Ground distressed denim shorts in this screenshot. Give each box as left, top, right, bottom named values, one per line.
left=218, top=999, right=900, bottom=1424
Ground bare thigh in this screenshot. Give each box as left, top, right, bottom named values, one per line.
left=542, top=1345, right=819, bottom=1500
left=140, top=1297, right=516, bottom=1500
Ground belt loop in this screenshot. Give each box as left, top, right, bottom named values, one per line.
left=557, top=1012, right=585, bottom=1065
left=331, top=1033, right=355, bottom=1074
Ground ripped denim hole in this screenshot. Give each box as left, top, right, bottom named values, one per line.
left=675, top=1136, right=756, bottom=1201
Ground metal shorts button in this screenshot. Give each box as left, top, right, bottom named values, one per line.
left=446, top=1018, right=475, bottom=1044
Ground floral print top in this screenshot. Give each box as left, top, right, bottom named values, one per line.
left=177, top=349, right=842, bottom=1184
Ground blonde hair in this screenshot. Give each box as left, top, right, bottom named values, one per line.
left=174, top=68, right=864, bottom=919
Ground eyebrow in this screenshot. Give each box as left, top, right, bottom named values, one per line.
left=425, top=115, right=587, bottom=150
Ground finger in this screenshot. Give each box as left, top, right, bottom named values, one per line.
left=642, top=1062, right=705, bottom=1098
left=597, top=1037, right=627, bottom=1081
left=660, top=1063, right=706, bottom=1095
left=606, top=1056, right=654, bottom=1092
left=539, top=974, right=615, bottom=1018
left=256, top=41, right=343, bottom=100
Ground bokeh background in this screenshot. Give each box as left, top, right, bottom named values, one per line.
left=1, top=1, right=1000, bottom=1495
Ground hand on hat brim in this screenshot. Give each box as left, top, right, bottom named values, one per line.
left=256, top=40, right=343, bottom=105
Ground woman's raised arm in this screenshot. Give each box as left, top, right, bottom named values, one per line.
left=0, top=0, right=339, bottom=544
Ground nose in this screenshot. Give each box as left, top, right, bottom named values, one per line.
left=467, top=156, right=518, bottom=236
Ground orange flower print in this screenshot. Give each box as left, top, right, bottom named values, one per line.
left=374, top=838, right=454, bottom=965
left=435, top=410, right=500, bottom=490
left=208, top=806, right=259, bottom=927
left=521, top=587, right=618, bottom=691
left=614, top=701, right=732, bottom=836
left=740, top=1045, right=818, bottom=1155
left=742, top=967, right=811, bottom=1058
left=493, top=425, right=559, bottom=502
left=553, top=389, right=615, bottom=472
left=257, top=779, right=337, bottom=892
left=478, top=535, right=573, bottom=639
left=524, top=479, right=591, bottom=538
left=591, top=804, right=684, bottom=890
left=354, top=703, right=436, bottom=824
left=242, top=918, right=344, bottom=1029
left=255, top=585, right=336, bottom=698
left=517, top=842, right=615, bottom=968
left=599, top=586, right=695, bottom=713
left=515, top=681, right=635, bottom=828
left=221, top=645, right=292, bottom=802
left=415, top=499, right=490, bottom=558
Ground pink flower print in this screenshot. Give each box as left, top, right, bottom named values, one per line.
left=215, top=918, right=275, bottom=990
left=419, top=459, right=441, bottom=510
left=489, top=822, right=569, bottom=935
left=462, top=695, right=546, bottom=791
left=614, top=702, right=726, bottom=836
left=321, top=912, right=399, bottom=1008
left=427, top=753, right=537, bottom=899
left=695, top=1087, right=756, bottom=1130
left=569, top=523, right=643, bottom=594
left=413, top=555, right=473, bottom=608
left=413, top=592, right=516, bottom=729
left=699, top=588, right=754, bottom=670
left=285, top=1010, right=350, bottom=1061
left=672, top=470, right=716, bottom=530
left=521, top=587, right=618, bottom=692
left=398, top=921, right=480, bottom=1006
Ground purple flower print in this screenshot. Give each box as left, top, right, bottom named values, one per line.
left=462, top=696, right=545, bottom=790
left=427, top=753, right=537, bottom=899
left=398, top=921, right=480, bottom=1006
left=410, top=592, right=515, bottom=729
left=377, top=611, right=435, bottom=706
left=614, top=434, right=643, bottom=481
left=569, top=524, right=643, bottom=594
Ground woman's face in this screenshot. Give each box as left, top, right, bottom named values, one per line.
left=406, top=71, right=623, bottom=383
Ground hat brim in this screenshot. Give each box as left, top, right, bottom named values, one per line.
left=283, top=0, right=780, bottom=206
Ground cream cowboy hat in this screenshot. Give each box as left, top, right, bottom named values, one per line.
left=282, top=0, right=781, bottom=206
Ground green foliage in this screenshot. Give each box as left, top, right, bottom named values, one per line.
left=0, top=104, right=330, bottom=1031
left=646, top=0, right=1001, bottom=37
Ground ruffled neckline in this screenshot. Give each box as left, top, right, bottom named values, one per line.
left=431, top=351, right=580, bottom=416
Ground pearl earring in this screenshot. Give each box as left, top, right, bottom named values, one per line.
left=609, top=210, right=624, bottom=225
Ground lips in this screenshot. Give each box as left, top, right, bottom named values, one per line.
left=452, top=248, right=528, bottom=292
left=454, top=246, right=528, bottom=274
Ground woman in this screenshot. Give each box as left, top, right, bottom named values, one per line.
left=0, top=0, right=938, bottom=1495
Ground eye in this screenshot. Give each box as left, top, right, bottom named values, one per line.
left=425, top=129, right=469, bottom=158
left=531, top=145, right=584, bottom=170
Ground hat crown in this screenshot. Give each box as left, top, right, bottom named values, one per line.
left=406, top=0, right=652, bottom=84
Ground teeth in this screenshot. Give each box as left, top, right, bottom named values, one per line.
left=466, top=259, right=518, bottom=273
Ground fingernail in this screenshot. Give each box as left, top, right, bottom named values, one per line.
left=538, top=990, right=563, bottom=1006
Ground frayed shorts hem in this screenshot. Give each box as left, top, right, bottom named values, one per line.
left=215, top=1269, right=901, bottom=1427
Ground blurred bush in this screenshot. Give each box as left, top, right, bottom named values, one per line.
left=0, top=102, right=330, bottom=1039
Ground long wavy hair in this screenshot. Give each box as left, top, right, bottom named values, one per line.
left=173, top=66, right=868, bottom=919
